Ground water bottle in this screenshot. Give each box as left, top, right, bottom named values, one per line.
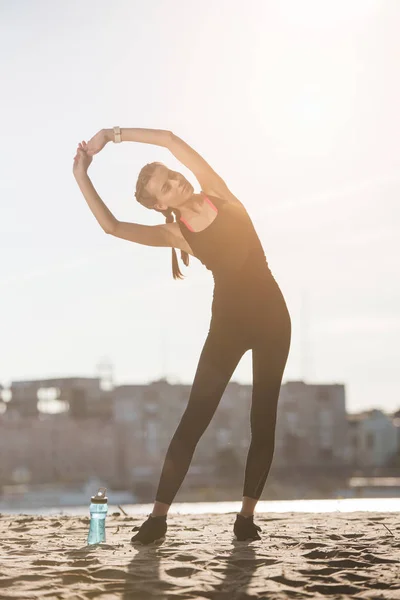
left=87, top=487, right=108, bottom=545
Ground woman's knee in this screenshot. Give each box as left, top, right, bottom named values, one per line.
left=172, top=419, right=206, bottom=449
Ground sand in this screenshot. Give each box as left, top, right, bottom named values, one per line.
left=0, top=510, right=399, bottom=599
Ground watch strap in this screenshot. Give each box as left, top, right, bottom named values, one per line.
left=113, top=126, right=121, bottom=143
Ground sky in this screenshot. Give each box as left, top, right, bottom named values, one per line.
left=1, top=0, right=399, bottom=414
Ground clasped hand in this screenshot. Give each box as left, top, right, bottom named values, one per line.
left=73, top=141, right=93, bottom=177
left=73, top=129, right=111, bottom=176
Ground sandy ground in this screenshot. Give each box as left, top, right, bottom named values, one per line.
left=0, top=510, right=399, bottom=599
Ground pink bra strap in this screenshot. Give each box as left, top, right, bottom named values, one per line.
left=179, top=194, right=218, bottom=231
left=203, top=194, right=218, bottom=213
left=179, top=216, right=195, bottom=232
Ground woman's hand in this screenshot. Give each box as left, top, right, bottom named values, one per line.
left=85, top=128, right=111, bottom=156
left=73, top=141, right=93, bottom=177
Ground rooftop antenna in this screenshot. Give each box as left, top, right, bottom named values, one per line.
left=96, top=356, right=114, bottom=391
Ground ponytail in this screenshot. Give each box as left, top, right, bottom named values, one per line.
left=163, top=208, right=190, bottom=280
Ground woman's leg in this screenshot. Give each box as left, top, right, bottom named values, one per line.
left=153, top=324, right=248, bottom=511
left=241, top=310, right=291, bottom=509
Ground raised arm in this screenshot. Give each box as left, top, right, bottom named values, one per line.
left=73, top=142, right=193, bottom=252
left=110, top=220, right=193, bottom=254
left=86, top=128, right=245, bottom=209
left=73, top=143, right=117, bottom=234
left=166, top=133, right=245, bottom=209
left=86, top=128, right=172, bottom=155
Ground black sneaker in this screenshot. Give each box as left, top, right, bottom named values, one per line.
left=131, top=514, right=167, bottom=545
left=233, top=513, right=262, bottom=541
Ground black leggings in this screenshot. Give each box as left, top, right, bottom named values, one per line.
left=155, top=277, right=291, bottom=504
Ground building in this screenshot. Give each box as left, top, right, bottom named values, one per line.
left=7, top=375, right=399, bottom=498
left=0, top=414, right=120, bottom=487
left=347, top=409, right=399, bottom=468
left=8, top=377, right=113, bottom=420
left=274, top=381, right=348, bottom=468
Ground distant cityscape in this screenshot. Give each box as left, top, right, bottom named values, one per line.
left=0, top=376, right=399, bottom=507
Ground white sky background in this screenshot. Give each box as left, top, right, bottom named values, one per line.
left=1, top=0, right=399, bottom=414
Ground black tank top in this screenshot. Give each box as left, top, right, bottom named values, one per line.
left=177, top=193, right=273, bottom=289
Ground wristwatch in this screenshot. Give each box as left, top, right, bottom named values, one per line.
left=113, top=126, right=122, bottom=143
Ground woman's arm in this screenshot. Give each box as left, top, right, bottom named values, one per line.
left=166, top=133, right=245, bottom=209
left=72, top=144, right=184, bottom=247
left=74, top=171, right=181, bottom=246
left=73, top=143, right=118, bottom=233
left=104, top=127, right=172, bottom=147
left=86, top=128, right=172, bottom=155
left=86, top=128, right=244, bottom=208
left=74, top=172, right=118, bottom=234
left=110, top=220, right=193, bottom=253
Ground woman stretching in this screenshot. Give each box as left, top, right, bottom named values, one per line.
left=73, top=127, right=292, bottom=544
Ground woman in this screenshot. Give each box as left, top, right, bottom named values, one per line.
left=73, top=127, right=292, bottom=544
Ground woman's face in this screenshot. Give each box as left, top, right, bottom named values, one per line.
left=145, top=165, right=193, bottom=210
